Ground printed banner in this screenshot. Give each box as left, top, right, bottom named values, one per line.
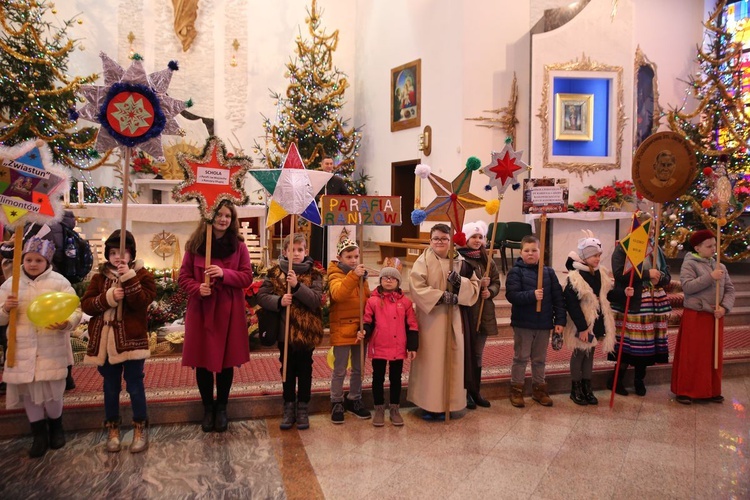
left=321, top=195, right=402, bottom=226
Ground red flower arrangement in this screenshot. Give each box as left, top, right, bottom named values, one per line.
left=570, top=179, right=641, bottom=212
left=131, top=151, right=160, bottom=175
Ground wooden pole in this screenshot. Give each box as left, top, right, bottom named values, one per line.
left=444, top=223, right=454, bottom=422
left=204, top=225, right=213, bottom=286
left=358, top=224, right=365, bottom=373
left=477, top=198, right=501, bottom=331
left=714, top=222, right=721, bottom=370
left=282, top=214, right=295, bottom=383
left=536, top=212, right=547, bottom=313
left=116, top=146, right=132, bottom=321
left=5, top=229, right=23, bottom=367
left=610, top=269, right=636, bottom=408
left=652, top=203, right=661, bottom=267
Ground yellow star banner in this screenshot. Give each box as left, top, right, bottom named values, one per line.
left=619, top=214, right=652, bottom=278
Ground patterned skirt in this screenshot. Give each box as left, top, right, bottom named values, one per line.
left=608, top=287, right=671, bottom=366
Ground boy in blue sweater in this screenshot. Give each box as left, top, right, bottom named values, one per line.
left=505, top=235, right=566, bottom=407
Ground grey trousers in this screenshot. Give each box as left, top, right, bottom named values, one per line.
left=511, top=327, right=550, bottom=385
left=570, top=347, right=595, bottom=381
left=330, top=344, right=364, bottom=402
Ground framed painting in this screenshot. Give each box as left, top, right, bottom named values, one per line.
left=554, top=93, right=593, bottom=141
left=391, top=59, right=421, bottom=132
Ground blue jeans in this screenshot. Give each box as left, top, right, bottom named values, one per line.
left=98, top=359, right=148, bottom=422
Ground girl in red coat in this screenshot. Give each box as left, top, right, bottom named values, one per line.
left=361, top=267, right=418, bottom=427
left=179, top=201, right=253, bottom=433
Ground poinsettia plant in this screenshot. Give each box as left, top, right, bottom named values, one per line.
left=131, top=151, right=160, bottom=175
left=570, top=179, right=641, bottom=212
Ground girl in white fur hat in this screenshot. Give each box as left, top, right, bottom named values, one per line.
left=562, top=232, right=630, bottom=405
left=457, top=220, right=501, bottom=409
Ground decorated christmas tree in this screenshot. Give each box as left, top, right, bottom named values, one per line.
left=0, top=0, right=99, bottom=168
left=662, top=0, right=750, bottom=262
left=253, top=0, right=366, bottom=194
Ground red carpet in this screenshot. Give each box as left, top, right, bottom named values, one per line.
left=2, top=326, right=750, bottom=412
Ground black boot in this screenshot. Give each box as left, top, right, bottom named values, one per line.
left=466, top=392, right=477, bottom=410
left=48, top=416, right=66, bottom=449
left=607, top=368, right=628, bottom=396
left=634, top=365, right=647, bottom=396
left=581, top=379, right=598, bottom=405
left=280, top=402, right=296, bottom=430
left=201, top=404, right=215, bottom=432
left=296, top=402, right=310, bottom=430
left=29, top=420, right=48, bottom=458
left=65, top=365, right=75, bottom=391
left=473, top=367, right=491, bottom=408
left=570, top=381, right=587, bottom=406
left=214, top=404, right=228, bottom=433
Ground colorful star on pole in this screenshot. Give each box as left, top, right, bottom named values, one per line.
left=172, top=136, right=252, bottom=221
left=619, top=214, right=653, bottom=278
left=263, top=143, right=332, bottom=227
left=481, top=143, right=529, bottom=194
left=79, top=53, right=188, bottom=158
left=0, top=139, right=69, bottom=225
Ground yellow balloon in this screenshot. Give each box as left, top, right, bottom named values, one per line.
left=326, top=346, right=352, bottom=370
left=27, top=292, right=80, bottom=328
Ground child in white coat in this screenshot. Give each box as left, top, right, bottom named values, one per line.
left=0, top=237, right=81, bottom=458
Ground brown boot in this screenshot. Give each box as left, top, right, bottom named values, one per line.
left=532, top=383, right=553, bottom=407
left=510, top=383, right=525, bottom=408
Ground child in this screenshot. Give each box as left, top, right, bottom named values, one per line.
left=562, top=233, right=622, bottom=406
left=179, top=201, right=253, bottom=432
left=0, top=236, right=81, bottom=458
left=82, top=230, right=156, bottom=452
left=505, top=235, right=566, bottom=407
left=256, top=233, right=323, bottom=430
left=458, top=220, right=501, bottom=409
left=361, top=267, right=418, bottom=426
left=672, top=229, right=735, bottom=404
left=408, top=223, right=479, bottom=420
left=327, top=239, right=371, bottom=423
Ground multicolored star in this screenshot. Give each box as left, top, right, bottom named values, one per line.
left=420, top=168, right=489, bottom=230
left=481, top=143, right=529, bottom=194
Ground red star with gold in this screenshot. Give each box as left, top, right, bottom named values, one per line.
left=481, top=143, right=529, bottom=194
left=172, top=136, right=253, bottom=221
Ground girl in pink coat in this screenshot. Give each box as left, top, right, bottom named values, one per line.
left=361, top=267, right=418, bottom=427
left=179, top=201, right=253, bottom=433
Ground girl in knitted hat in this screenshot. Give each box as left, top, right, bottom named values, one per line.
left=0, top=236, right=81, bottom=458
left=457, top=220, right=501, bottom=409
left=562, top=231, right=625, bottom=405
left=361, top=266, right=418, bottom=426
left=671, top=229, right=735, bottom=404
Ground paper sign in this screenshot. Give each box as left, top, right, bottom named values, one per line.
left=522, top=178, right=569, bottom=214
left=322, top=195, right=402, bottom=226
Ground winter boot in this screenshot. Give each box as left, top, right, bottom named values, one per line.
left=607, top=369, right=629, bottom=396
left=104, top=419, right=121, bottom=452
left=330, top=401, right=345, bottom=424
left=581, top=379, right=598, bottom=405
left=296, top=402, right=310, bottom=430
left=65, top=365, right=75, bottom=391
left=201, top=404, right=215, bottom=432
left=532, top=383, right=553, bottom=407
left=48, top=415, right=66, bottom=449
left=215, top=404, right=228, bottom=433
left=466, top=392, right=477, bottom=410
left=570, top=381, right=587, bottom=406
left=29, top=420, right=49, bottom=458
left=280, top=402, right=296, bottom=430
left=510, top=383, right=525, bottom=408
left=389, top=404, right=404, bottom=426
left=473, top=367, right=491, bottom=408
left=130, top=420, right=149, bottom=453
left=373, top=405, right=385, bottom=427
left=634, top=365, right=647, bottom=396
left=345, top=397, right=371, bottom=419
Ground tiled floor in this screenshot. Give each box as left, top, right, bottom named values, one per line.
left=1, top=375, right=747, bottom=499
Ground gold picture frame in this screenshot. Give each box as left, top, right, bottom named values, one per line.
left=554, top=93, right=594, bottom=141
left=391, top=59, right=421, bottom=132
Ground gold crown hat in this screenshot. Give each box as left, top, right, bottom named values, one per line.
left=336, top=238, right=358, bottom=256
left=22, top=236, right=56, bottom=263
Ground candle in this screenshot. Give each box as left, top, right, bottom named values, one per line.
left=77, top=181, right=84, bottom=205
left=63, top=187, right=70, bottom=206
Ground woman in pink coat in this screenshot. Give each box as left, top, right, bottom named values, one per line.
left=361, top=267, right=419, bottom=427
left=179, top=201, right=253, bottom=433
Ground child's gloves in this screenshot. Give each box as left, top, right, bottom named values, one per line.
left=551, top=332, right=563, bottom=351
left=447, top=271, right=462, bottom=290
left=438, top=291, right=458, bottom=305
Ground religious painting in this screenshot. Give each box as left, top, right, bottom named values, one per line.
left=554, top=93, right=593, bottom=141
left=391, top=59, right=421, bottom=132
left=633, top=47, right=662, bottom=149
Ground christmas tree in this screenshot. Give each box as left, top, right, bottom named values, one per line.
left=662, top=0, right=750, bottom=262
left=0, top=0, right=99, bottom=168
left=253, top=0, right=366, bottom=194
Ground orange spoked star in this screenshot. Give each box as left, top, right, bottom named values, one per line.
left=481, top=142, right=529, bottom=194
left=172, top=136, right=252, bottom=221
